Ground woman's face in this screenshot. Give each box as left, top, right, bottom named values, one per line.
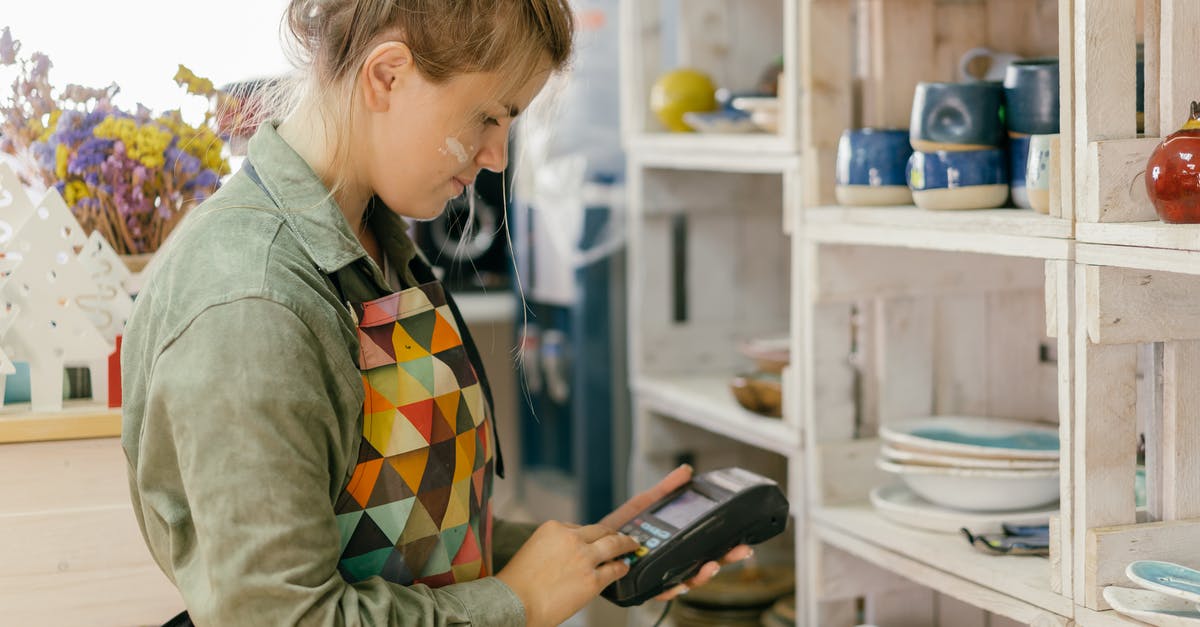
left=362, top=52, right=550, bottom=221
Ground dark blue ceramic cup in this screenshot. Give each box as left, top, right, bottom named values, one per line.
left=836, top=128, right=912, bottom=185
left=836, top=128, right=914, bottom=206
left=1004, top=59, right=1060, bottom=135
left=1137, top=44, right=1145, bottom=131
left=1009, top=134, right=1032, bottom=208
left=907, top=148, right=1009, bottom=210
left=910, top=81, right=1006, bottom=152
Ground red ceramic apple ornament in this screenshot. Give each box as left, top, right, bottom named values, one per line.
left=1147, top=101, right=1200, bottom=224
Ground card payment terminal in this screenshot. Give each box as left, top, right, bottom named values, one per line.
left=600, top=467, right=789, bottom=607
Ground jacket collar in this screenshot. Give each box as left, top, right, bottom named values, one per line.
left=246, top=123, right=367, bottom=275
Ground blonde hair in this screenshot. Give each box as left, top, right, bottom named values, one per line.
left=257, top=0, right=574, bottom=197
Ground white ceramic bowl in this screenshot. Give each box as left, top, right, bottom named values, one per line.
left=731, top=96, right=780, bottom=133
left=870, top=483, right=1056, bottom=534
left=881, top=415, right=1060, bottom=461
left=880, top=443, right=1059, bottom=471
left=682, top=110, right=760, bottom=134
left=877, top=458, right=1060, bottom=512
left=1103, top=586, right=1200, bottom=626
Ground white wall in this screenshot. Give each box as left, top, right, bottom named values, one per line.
left=2, top=1, right=292, bottom=122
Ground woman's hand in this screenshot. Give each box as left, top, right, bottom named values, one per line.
left=598, top=465, right=756, bottom=601
left=496, top=521, right=640, bottom=627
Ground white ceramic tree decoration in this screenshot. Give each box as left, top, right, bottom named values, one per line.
left=0, top=171, right=111, bottom=411
left=0, top=266, right=21, bottom=404
left=0, top=163, right=37, bottom=246
left=75, top=230, right=133, bottom=344
left=0, top=165, right=31, bottom=407
left=33, top=192, right=127, bottom=403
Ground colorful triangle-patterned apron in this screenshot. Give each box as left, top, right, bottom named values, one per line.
left=333, top=281, right=494, bottom=587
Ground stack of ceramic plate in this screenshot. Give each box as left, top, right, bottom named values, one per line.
left=1104, top=560, right=1200, bottom=625
left=872, top=416, right=1061, bottom=533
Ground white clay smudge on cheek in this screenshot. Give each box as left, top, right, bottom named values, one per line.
left=441, top=137, right=468, bottom=164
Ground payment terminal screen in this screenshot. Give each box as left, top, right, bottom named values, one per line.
left=654, top=490, right=718, bottom=529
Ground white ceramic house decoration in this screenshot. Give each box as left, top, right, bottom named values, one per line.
left=0, top=269, right=21, bottom=402
left=0, top=167, right=31, bottom=404
left=0, top=175, right=111, bottom=411
left=30, top=193, right=128, bottom=403
left=76, top=230, right=134, bottom=343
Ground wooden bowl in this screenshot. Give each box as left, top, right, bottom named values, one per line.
left=730, top=373, right=782, bottom=417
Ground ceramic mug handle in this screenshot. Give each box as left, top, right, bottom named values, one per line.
left=958, top=47, right=1020, bottom=82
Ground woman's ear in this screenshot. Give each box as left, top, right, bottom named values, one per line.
left=361, top=41, right=416, bottom=112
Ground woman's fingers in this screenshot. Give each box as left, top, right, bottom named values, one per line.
left=720, top=545, right=754, bottom=564
left=682, top=561, right=722, bottom=588
left=598, top=465, right=694, bottom=530
left=590, top=531, right=640, bottom=563
left=576, top=523, right=621, bottom=543
left=594, top=558, right=633, bottom=586
left=654, top=583, right=690, bottom=601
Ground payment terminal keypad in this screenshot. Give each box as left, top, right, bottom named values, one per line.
left=620, top=519, right=673, bottom=565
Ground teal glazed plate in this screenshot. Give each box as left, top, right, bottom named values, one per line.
left=1103, top=586, right=1200, bottom=626
left=880, top=416, right=1060, bottom=460
left=1129, top=561, right=1200, bottom=606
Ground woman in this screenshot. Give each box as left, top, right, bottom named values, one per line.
left=122, top=1, right=747, bottom=625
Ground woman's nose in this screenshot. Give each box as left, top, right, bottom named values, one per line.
left=475, top=134, right=508, bottom=173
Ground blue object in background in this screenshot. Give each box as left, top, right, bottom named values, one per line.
left=836, top=128, right=913, bottom=187
left=514, top=193, right=627, bottom=525
left=1010, top=135, right=1033, bottom=208
left=1004, top=59, right=1060, bottom=135
left=510, top=0, right=628, bottom=525
left=910, top=81, right=1007, bottom=150
left=3, top=362, right=76, bottom=404
left=907, top=149, right=1008, bottom=190
left=4, top=363, right=32, bottom=404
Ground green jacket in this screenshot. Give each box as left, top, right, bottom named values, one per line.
left=122, top=123, right=532, bottom=626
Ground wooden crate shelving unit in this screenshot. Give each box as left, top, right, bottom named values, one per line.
left=620, top=1, right=809, bottom=624
left=623, top=0, right=1199, bottom=625
left=1061, top=1, right=1200, bottom=624
left=802, top=2, right=1074, bottom=626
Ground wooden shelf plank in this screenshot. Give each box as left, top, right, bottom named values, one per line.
left=628, top=133, right=801, bottom=172
left=1077, top=220, right=1200, bottom=252
left=1, top=564, right=183, bottom=627
left=634, top=375, right=800, bottom=456
left=804, top=206, right=1075, bottom=260
left=1077, top=241, right=1200, bottom=275
left=0, top=437, right=128, bottom=515
left=812, top=503, right=1074, bottom=621
left=0, top=401, right=121, bottom=444
left=1073, top=605, right=1147, bottom=626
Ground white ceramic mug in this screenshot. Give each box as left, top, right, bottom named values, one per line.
left=1026, top=133, right=1058, bottom=214
left=958, top=47, right=1022, bottom=82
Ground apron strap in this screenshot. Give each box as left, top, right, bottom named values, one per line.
left=409, top=256, right=506, bottom=479
left=240, top=160, right=506, bottom=478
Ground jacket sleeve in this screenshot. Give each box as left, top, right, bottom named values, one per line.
left=135, top=297, right=525, bottom=626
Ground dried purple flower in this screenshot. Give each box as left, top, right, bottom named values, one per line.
left=0, top=27, right=18, bottom=65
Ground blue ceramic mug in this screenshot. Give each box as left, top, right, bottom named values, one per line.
left=1004, top=59, right=1060, bottom=135
left=1009, top=135, right=1033, bottom=209
left=835, top=128, right=914, bottom=206
left=907, top=148, right=1009, bottom=210
left=1137, top=43, right=1145, bottom=132
left=910, top=81, right=1006, bottom=152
